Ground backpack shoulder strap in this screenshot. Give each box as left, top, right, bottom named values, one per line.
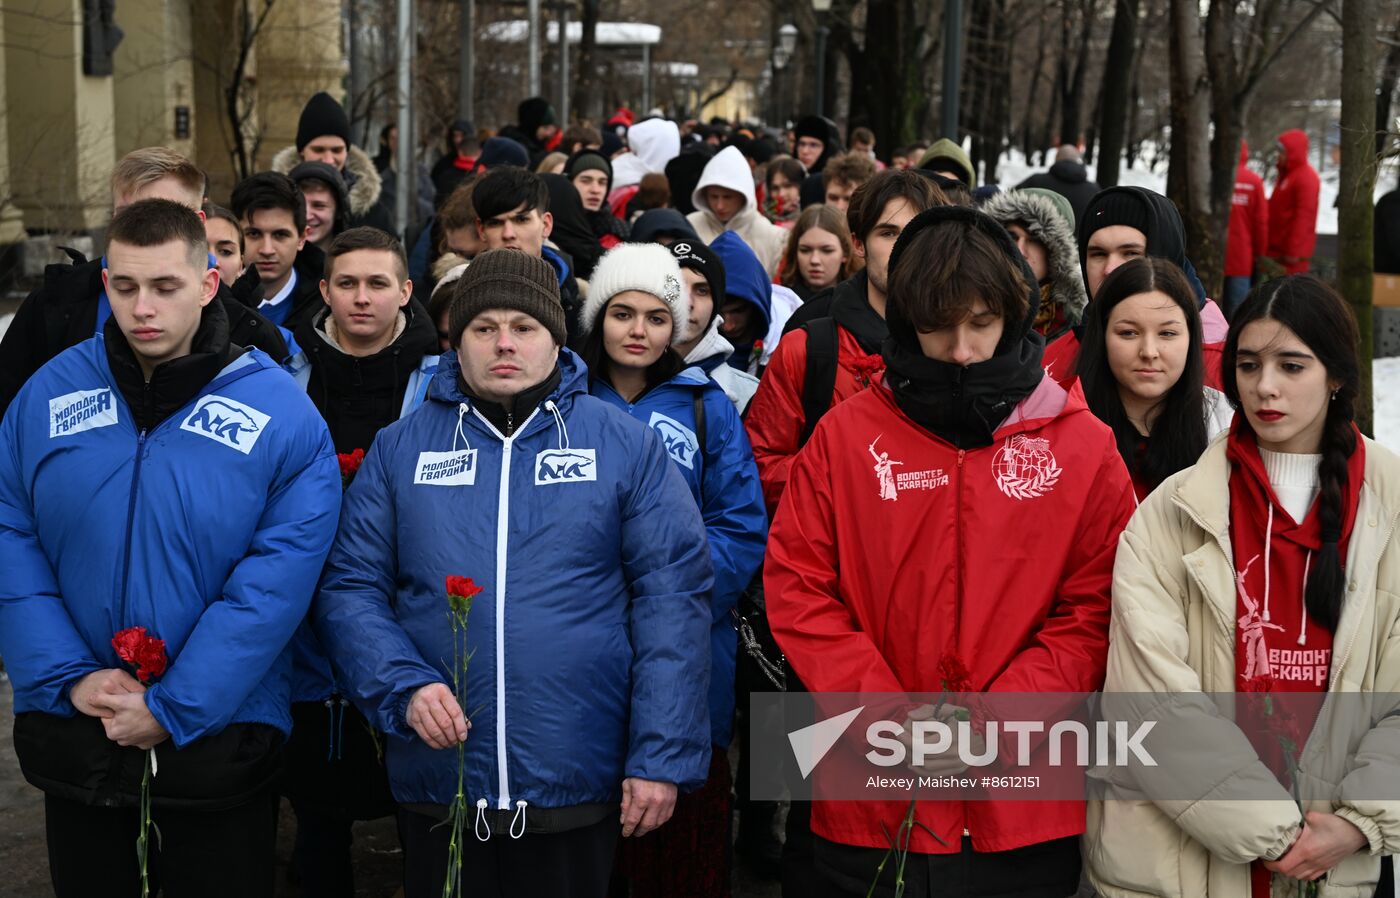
left=692, top=388, right=707, bottom=452
left=798, top=317, right=839, bottom=448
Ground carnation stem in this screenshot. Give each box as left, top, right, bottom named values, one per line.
left=138, top=747, right=153, bottom=898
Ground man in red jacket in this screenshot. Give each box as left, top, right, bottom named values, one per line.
left=746, top=170, right=945, bottom=516
left=1266, top=129, right=1320, bottom=274
left=1224, top=139, right=1269, bottom=317
left=765, top=206, right=1134, bottom=897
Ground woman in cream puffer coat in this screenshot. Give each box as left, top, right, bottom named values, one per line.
left=1087, top=277, right=1400, bottom=898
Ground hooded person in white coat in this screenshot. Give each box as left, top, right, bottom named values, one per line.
left=687, top=147, right=789, bottom=278
left=611, top=118, right=682, bottom=193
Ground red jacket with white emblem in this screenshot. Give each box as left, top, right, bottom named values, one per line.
left=765, top=374, right=1135, bottom=854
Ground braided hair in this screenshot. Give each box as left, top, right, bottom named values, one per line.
left=1222, top=276, right=1360, bottom=633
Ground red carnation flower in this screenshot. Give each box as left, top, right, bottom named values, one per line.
left=937, top=653, right=973, bottom=694
left=446, top=576, right=484, bottom=619
left=850, top=353, right=886, bottom=389
left=338, top=448, right=366, bottom=491
left=111, top=626, right=167, bottom=683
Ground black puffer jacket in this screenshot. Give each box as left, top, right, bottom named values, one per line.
left=1015, top=160, right=1101, bottom=225
left=292, top=299, right=438, bottom=453
left=0, top=253, right=288, bottom=418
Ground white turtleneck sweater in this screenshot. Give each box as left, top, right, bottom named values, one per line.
left=1258, top=447, right=1322, bottom=523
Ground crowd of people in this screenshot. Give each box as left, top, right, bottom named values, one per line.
left=0, top=89, right=1394, bottom=898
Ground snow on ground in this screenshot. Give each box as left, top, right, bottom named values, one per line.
left=994, top=147, right=1397, bottom=236
left=993, top=147, right=1168, bottom=199
left=1375, top=357, right=1400, bottom=453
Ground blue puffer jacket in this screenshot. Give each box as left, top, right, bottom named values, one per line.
left=313, top=349, right=714, bottom=813
left=590, top=367, right=766, bottom=746
left=0, top=339, right=340, bottom=747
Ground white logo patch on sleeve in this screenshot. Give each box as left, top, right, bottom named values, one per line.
left=49, top=388, right=118, bottom=437
left=535, top=448, right=597, bottom=484
left=179, top=395, right=270, bottom=454
left=648, top=412, right=699, bottom=470
left=414, top=449, right=477, bottom=486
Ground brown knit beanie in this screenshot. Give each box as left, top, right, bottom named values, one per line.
left=448, top=249, right=566, bottom=345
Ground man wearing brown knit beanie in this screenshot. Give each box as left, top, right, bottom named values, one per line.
left=313, top=246, right=714, bottom=898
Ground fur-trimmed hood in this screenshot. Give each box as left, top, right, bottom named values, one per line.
left=272, top=144, right=383, bottom=218
left=982, top=188, right=1088, bottom=336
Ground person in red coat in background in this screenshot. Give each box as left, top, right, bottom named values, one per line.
left=1266, top=129, right=1320, bottom=275
left=1224, top=139, right=1269, bottom=318
left=765, top=205, right=1134, bottom=897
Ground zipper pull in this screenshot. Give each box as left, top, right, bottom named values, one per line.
left=957, top=449, right=966, bottom=468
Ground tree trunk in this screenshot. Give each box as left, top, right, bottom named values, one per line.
left=988, top=3, right=1012, bottom=183
left=1084, top=88, right=1102, bottom=166
left=1097, top=0, right=1140, bottom=187
left=1375, top=19, right=1400, bottom=160
left=964, top=0, right=993, bottom=177
left=1198, top=0, right=1242, bottom=301
left=1021, top=9, right=1048, bottom=159
left=1166, top=0, right=1213, bottom=299
left=570, top=0, right=601, bottom=122
left=1341, top=0, right=1378, bottom=435
left=1041, top=57, right=1063, bottom=165
left=1059, top=0, right=1094, bottom=148
left=859, top=0, right=928, bottom=157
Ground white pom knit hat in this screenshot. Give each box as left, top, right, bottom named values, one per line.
left=579, top=243, right=691, bottom=343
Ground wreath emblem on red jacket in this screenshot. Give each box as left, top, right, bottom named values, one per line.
left=992, top=435, right=1061, bottom=500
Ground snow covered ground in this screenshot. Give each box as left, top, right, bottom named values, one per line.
left=1374, top=357, right=1400, bottom=452
left=993, top=146, right=1396, bottom=236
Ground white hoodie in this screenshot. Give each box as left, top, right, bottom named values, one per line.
left=610, top=119, right=681, bottom=190
left=686, top=146, right=788, bottom=278
left=683, top=317, right=761, bottom=414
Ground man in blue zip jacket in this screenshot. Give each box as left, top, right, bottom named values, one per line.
left=0, top=199, right=341, bottom=898
left=313, top=248, right=713, bottom=898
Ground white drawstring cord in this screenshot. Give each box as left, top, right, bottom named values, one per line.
left=1262, top=504, right=1274, bottom=621
left=544, top=401, right=570, bottom=450
left=474, top=798, right=491, bottom=841
left=1298, top=551, right=1312, bottom=645
left=509, top=800, right=529, bottom=839
left=454, top=402, right=473, bottom=452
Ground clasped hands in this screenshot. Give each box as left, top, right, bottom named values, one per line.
left=1264, top=811, right=1367, bottom=883
left=71, top=668, right=168, bottom=750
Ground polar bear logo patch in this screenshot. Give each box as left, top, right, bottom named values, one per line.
left=180, top=395, right=271, bottom=454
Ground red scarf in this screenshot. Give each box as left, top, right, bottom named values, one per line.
left=1227, top=421, right=1364, bottom=898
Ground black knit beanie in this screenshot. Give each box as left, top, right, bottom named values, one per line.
left=1079, top=189, right=1153, bottom=251
left=669, top=239, right=726, bottom=323
left=519, top=97, right=557, bottom=133
left=449, top=249, right=566, bottom=345
left=296, top=92, right=352, bottom=153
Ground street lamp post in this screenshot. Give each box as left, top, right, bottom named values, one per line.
left=772, top=24, right=797, bottom=126
left=812, top=0, right=832, bottom=118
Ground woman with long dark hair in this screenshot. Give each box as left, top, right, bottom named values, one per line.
left=579, top=243, right=767, bottom=898
left=1075, top=257, right=1232, bottom=501
left=1088, top=275, right=1400, bottom=898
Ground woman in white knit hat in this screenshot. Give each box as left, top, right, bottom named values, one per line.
left=580, top=242, right=767, bottom=896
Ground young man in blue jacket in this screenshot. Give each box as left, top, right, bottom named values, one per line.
left=0, top=199, right=341, bottom=897
left=313, top=248, right=714, bottom=898
left=282, top=226, right=440, bottom=895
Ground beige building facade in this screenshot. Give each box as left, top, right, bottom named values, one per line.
left=1, top=0, right=345, bottom=241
